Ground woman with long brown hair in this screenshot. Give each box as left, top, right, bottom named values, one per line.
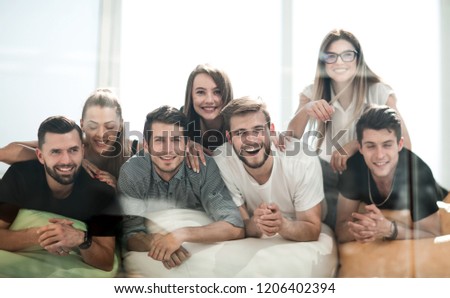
left=287, top=29, right=411, bottom=229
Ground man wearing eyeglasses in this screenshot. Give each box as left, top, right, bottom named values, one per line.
left=213, top=96, right=324, bottom=241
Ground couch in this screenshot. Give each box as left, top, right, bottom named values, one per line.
left=337, top=194, right=450, bottom=277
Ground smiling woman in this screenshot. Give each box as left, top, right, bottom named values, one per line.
left=182, top=64, right=234, bottom=155
left=80, top=88, right=131, bottom=180
left=0, top=89, right=132, bottom=189
left=287, top=29, right=412, bottom=230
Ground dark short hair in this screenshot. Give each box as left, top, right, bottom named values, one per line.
left=220, top=96, right=271, bottom=132
left=143, top=106, right=188, bottom=144
left=356, top=105, right=402, bottom=144
left=38, top=116, right=83, bottom=148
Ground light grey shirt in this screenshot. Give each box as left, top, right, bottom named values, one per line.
left=118, top=152, right=244, bottom=240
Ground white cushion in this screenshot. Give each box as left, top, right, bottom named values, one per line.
left=123, top=209, right=338, bottom=277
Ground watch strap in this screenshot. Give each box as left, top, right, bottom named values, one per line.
left=78, top=230, right=92, bottom=249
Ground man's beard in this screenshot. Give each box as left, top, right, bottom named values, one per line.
left=234, top=141, right=271, bottom=169
left=44, top=163, right=80, bottom=185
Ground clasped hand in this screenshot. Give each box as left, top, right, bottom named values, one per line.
left=253, top=203, right=284, bottom=237
left=36, top=218, right=82, bottom=256
left=347, top=204, right=391, bottom=242
left=148, top=233, right=190, bottom=269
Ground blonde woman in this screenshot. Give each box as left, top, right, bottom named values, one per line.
left=0, top=89, right=133, bottom=188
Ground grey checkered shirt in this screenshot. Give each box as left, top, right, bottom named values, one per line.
left=118, top=152, right=244, bottom=240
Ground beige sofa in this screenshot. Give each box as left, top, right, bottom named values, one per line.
left=337, top=194, right=450, bottom=277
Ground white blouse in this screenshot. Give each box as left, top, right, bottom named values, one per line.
left=301, top=82, right=394, bottom=162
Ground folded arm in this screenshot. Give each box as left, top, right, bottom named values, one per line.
left=336, top=194, right=441, bottom=243
left=37, top=219, right=116, bottom=271
left=149, top=221, right=243, bottom=262
left=126, top=220, right=243, bottom=269
left=0, top=218, right=40, bottom=251
left=335, top=194, right=361, bottom=243
left=349, top=204, right=440, bottom=242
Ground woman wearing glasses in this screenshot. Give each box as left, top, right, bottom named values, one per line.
left=287, top=29, right=411, bottom=229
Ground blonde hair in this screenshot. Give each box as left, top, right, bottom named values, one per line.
left=82, top=88, right=128, bottom=178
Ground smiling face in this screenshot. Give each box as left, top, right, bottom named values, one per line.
left=228, top=111, right=271, bottom=170
left=324, top=39, right=357, bottom=84
left=192, top=73, right=224, bottom=122
left=81, top=105, right=122, bottom=156
left=359, top=128, right=404, bottom=182
left=146, top=121, right=187, bottom=182
left=36, top=130, right=84, bottom=186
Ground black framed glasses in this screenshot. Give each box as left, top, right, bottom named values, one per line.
left=321, top=50, right=358, bottom=64
left=230, top=127, right=266, bottom=139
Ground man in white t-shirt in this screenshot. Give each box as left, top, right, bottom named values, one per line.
left=213, top=96, right=324, bottom=241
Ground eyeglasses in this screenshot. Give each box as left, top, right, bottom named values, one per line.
left=321, top=50, right=358, bottom=64
left=230, top=127, right=266, bottom=139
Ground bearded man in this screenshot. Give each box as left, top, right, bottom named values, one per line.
left=213, top=97, right=324, bottom=241
left=0, top=116, right=120, bottom=276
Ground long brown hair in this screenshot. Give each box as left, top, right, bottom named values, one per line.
left=183, top=64, right=233, bottom=145
left=312, top=29, right=381, bottom=148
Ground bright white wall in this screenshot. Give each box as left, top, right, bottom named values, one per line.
left=0, top=0, right=100, bottom=176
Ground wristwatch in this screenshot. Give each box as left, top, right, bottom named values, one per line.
left=383, top=220, right=398, bottom=241
left=78, top=230, right=92, bottom=249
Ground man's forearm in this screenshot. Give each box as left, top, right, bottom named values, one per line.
left=335, top=221, right=357, bottom=243
left=80, top=236, right=116, bottom=271
left=278, top=218, right=321, bottom=242
left=173, top=221, right=244, bottom=243
left=127, top=232, right=153, bottom=251
left=0, top=228, right=40, bottom=251
left=244, top=217, right=263, bottom=238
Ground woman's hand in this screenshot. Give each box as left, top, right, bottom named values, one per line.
left=185, top=141, right=207, bottom=173
left=82, top=159, right=117, bottom=188
left=330, top=140, right=359, bottom=174
left=304, top=100, right=335, bottom=122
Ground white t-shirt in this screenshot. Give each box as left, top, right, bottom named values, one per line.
left=213, top=140, right=324, bottom=220
left=302, top=82, right=394, bottom=162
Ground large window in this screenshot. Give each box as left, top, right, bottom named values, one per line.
left=120, top=0, right=282, bottom=135
left=119, top=0, right=443, bottom=184
left=0, top=0, right=100, bottom=176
